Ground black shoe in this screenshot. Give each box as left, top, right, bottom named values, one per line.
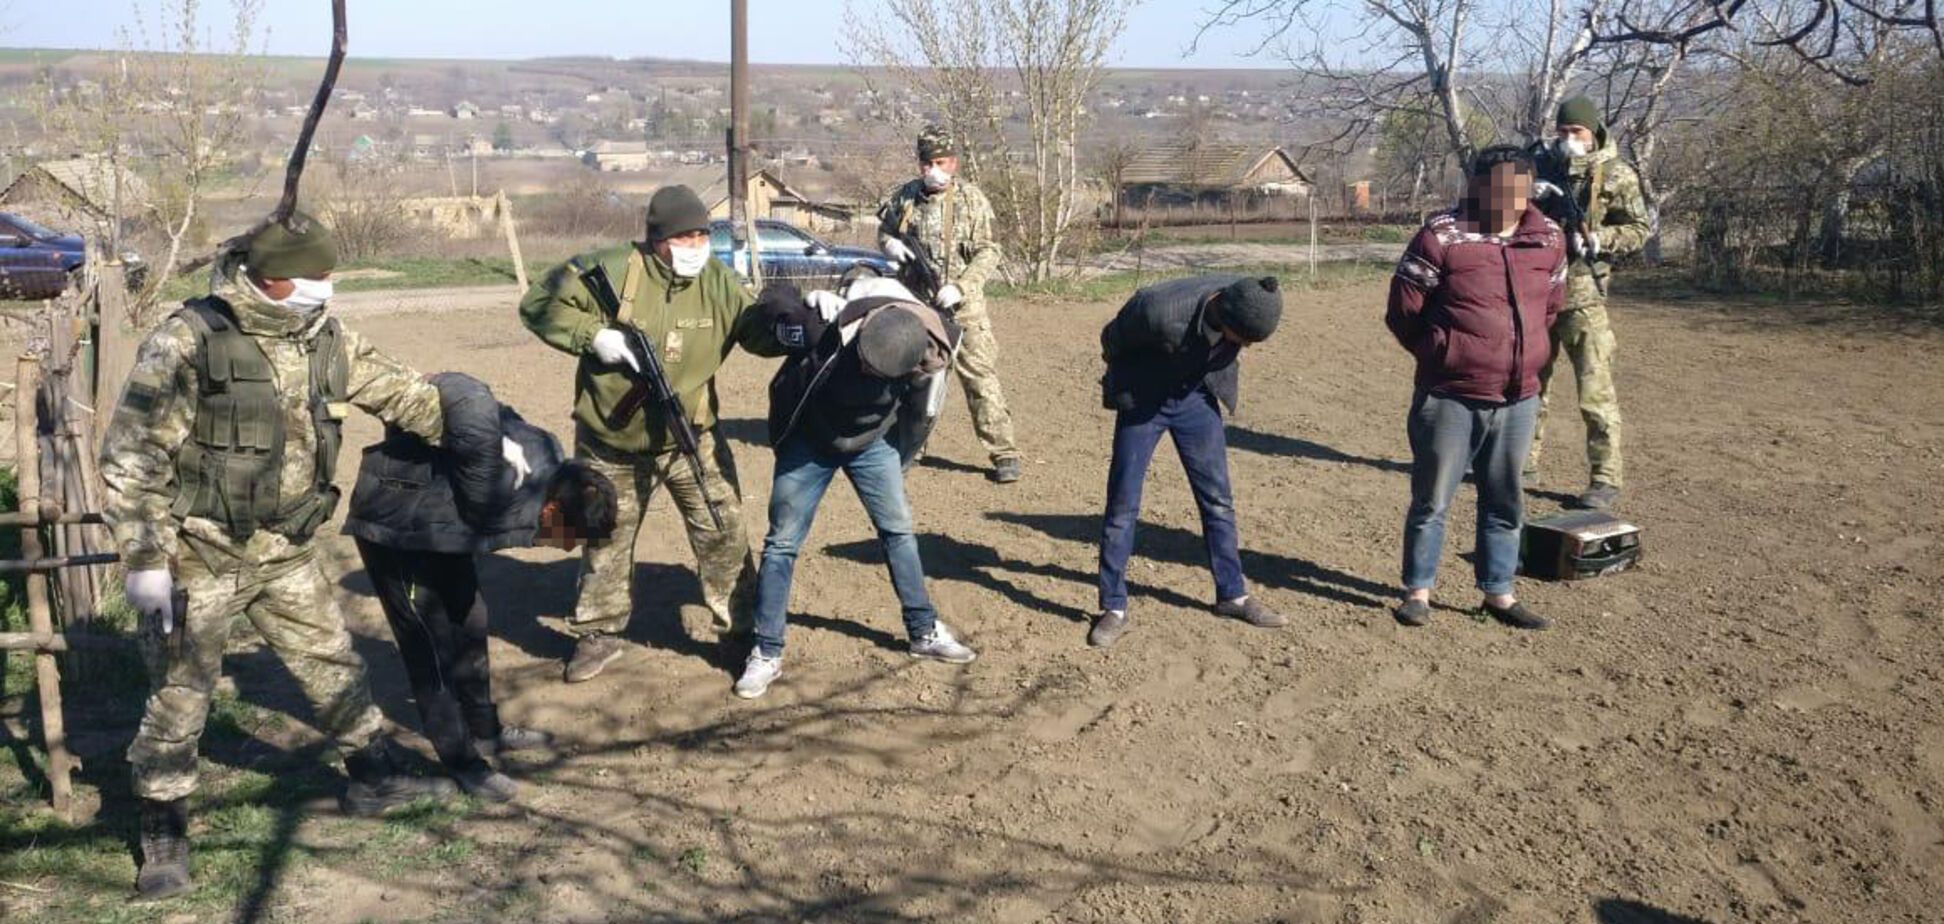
left=340, top=739, right=460, bottom=817
left=991, top=457, right=1023, bottom=484
left=1571, top=482, right=1621, bottom=510
left=133, top=797, right=191, bottom=902
left=1214, top=596, right=1287, bottom=628
left=1393, top=599, right=1432, bottom=627
left=1481, top=599, right=1550, bottom=631
left=1088, top=610, right=1131, bottom=648
left=454, top=764, right=519, bottom=803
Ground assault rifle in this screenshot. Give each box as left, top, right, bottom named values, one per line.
left=890, top=228, right=946, bottom=308
left=1527, top=140, right=1608, bottom=297
left=575, top=260, right=724, bottom=530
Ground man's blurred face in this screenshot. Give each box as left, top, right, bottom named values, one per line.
left=1556, top=124, right=1596, bottom=149
left=1468, top=163, right=1533, bottom=224
left=535, top=501, right=582, bottom=552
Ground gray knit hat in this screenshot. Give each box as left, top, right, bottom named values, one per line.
left=856, top=307, right=929, bottom=379
left=1218, top=277, right=1283, bottom=343
left=645, top=185, right=711, bottom=242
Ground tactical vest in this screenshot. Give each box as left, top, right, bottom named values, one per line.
left=169, top=297, right=350, bottom=544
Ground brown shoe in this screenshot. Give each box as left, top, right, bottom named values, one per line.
left=564, top=634, right=624, bottom=683
left=1087, top=610, right=1131, bottom=648
left=1215, top=596, right=1287, bottom=628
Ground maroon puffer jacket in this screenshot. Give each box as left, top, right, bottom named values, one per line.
left=1385, top=206, right=1567, bottom=403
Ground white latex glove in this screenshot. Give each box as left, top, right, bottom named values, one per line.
left=882, top=237, right=916, bottom=265
left=125, top=569, right=174, bottom=632
left=1531, top=180, right=1565, bottom=201
left=936, top=283, right=963, bottom=309
left=502, top=437, right=531, bottom=490
left=805, top=289, right=846, bottom=322
left=590, top=328, right=641, bottom=373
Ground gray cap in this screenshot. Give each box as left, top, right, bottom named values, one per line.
left=645, top=185, right=711, bottom=242
left=856, top=307, right=929, bottom=379
left=1218, top=276, right=1283, bottom=343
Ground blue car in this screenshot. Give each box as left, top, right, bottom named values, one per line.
left=0, top=212, right=87, bottom=301
left=709, top=218, right=892, bottom=290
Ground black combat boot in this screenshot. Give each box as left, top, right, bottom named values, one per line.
left=340, top=738, right=459, bottom=817
left=134, top=797, right=192, bottom=901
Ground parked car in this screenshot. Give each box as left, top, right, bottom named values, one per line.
left=709, top=218, right=891, bottom=290
left=0, top=212, right=145, bottom=302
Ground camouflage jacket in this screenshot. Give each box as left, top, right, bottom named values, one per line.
left=1568, top=135, right=1653, bottom=279
left=875, top=178, right=1003, bottom=309
left=100, top=284, right=444, bottom=573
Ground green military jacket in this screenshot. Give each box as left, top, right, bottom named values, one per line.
left=100, top=283, right=445, bottom=573
left=875, top=178, right=1003, bottom=315
left=519, top=244, right=783, bottom=455
left=1569, top=135, right=1653, bottom=281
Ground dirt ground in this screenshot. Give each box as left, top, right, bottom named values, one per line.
left=12, top=273, right=1944, bottom=923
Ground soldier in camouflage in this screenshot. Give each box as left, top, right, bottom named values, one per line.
left=100, top=214, right=478, bottom=901
left=520, top=185, right=786, bottom=684
left=1526, top=96, right=1653, bottom=510
left=876, top=125, right=1024, bottom=483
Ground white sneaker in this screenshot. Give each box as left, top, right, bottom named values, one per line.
left=733, top=651, right=783, bottom=699
left=909, top=622, right=977, bottom=664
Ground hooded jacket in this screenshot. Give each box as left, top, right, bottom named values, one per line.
left=342, top=373, right=563, bottom=554
left=760, top=281, right=956, bottom=456
left=1386, top=206, right=1568, bottom=403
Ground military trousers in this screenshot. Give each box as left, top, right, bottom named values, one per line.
left=128, top=549, right=386, bottom=801
left=951, top=306, right=1020, bottom=465
left=1530, top=281, right=1625, bottom=487
left=569, top=425, right=756, bottom=638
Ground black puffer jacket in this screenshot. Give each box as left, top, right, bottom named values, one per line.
left=342, top=373, right=563, bottom=554
left=759, top=284, right=956, bottom=455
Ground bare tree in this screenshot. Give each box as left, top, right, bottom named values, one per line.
left=1590, top=0, right=1943, bottom=82
left=847, top=0, right=1135, bottom=282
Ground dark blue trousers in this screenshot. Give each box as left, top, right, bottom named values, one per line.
left=1099, top=388, right=1246, bottom=611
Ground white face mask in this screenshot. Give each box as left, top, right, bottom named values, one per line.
left=1556, top=136, right=1590, bottom=160
left=241, top=265, right=332, bottom=316
left=921, top=165, right=952, bottom=192
left=669, top=244, right=710, bottom=278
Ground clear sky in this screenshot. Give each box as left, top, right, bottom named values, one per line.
left=0, top=1, right=1286, bottom=69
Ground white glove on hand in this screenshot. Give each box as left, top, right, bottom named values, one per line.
left=936, top=283, right=963, bottom=309
left=882, top=237, right=916, bottom=265
left=125, top=569, right=174, bottom=632
left=590, top=328, right=641, bottom=373
left=502, top=437, right=531, bottom=490
left=1531, top=181, right=1565, bottom=201
left=805, top=289, right=846, bottom=322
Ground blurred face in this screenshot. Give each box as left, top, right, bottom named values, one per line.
left=1469, top=163, right=1533, bottom=224
left=651, top=229, right=709, bottom=265
left=535, top=501, right=581, bottom=552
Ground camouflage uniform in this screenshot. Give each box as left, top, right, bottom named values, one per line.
left=519, top=244, right=781, bottom=637
left=877, top=171, right=1019, bottom=466
left=101, top=280, right=445, bottom=802
left=1528, top=134, right=1652, bottom=487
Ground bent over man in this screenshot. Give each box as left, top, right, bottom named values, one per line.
left=343, top=373, right=619, bottom=802
left=520, top=185, right=785, bottom=683
left=876, top=125, right=1023, bottom=483
left=101, top=214, right=484, bottom=900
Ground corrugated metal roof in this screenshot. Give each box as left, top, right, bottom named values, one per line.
left=1120, top=143, right=1307, bottom=189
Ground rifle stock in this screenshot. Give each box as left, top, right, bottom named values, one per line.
left=574, top=260, right=725, bottom=531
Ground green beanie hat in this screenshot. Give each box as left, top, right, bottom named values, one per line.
left=645, top=185, right=712, bottom=242
left=1556, top=96, right=1604, bottom=135
left=244, top=211, right=337, bottom=279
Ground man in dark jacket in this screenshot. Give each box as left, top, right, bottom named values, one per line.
left=731, top=278, right=976, bottom=699
left=1385, top=145, right=1566, bottom=631
left=343, top=373, right=619, bottom=798
left=1088, top=275, right=1287, bottom=649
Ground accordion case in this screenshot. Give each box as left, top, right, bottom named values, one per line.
left=1520, top=511, right=1643, bottom=581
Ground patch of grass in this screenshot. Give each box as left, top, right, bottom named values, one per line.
left=677, top=845, right=708, bottom=875
left=992, top=259, right=1394, bottom=304
left=149, top=255, right=547, bottom=305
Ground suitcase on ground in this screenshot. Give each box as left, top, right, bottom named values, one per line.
left=1519, top=511, right=1643, bottom=581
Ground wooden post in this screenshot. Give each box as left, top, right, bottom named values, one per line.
left=15, top=354, right=74, bottom=818
left=498, top=191, right=529, bottom=291
left=93, top=263, right=136, bottom=454
left=1308, top=194, right=1319, bottom=280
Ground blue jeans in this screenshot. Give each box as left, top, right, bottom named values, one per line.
left=1401, top=390, right=1538, bottom=596
left=754, top=435, right=937, bottom=657
left=1099, top=388, right=1246, bottom=611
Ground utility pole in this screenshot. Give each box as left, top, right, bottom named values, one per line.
left=728, top=0, right=760, bottom=286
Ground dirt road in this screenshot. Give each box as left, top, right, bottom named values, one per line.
left=17, top=275, right=1944, bottom=923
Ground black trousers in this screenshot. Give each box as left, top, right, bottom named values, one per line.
left=354, top=539, right=500, bottom=772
